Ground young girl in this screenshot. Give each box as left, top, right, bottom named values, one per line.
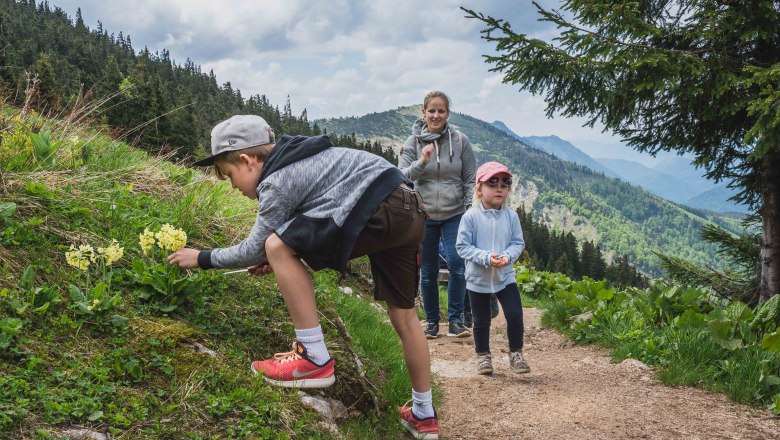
left=455, top=161, right=530, bottom=375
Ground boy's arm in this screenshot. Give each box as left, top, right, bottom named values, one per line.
left=200, top=183, right=296, bottom=269
left=455, top=212, right=491, bottom=267
left=397, top=136, right=427, bottom=181
left=460, top=134, right=476, bottom=209
left=499, top=211, right=526, bottom=263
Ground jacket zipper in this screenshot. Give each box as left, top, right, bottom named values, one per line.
left=490, top=211, right=496, bottom=292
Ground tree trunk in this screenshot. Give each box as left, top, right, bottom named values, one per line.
left=759, top=149, right=780, bottom=302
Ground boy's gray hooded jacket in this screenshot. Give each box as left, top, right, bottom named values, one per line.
left=456, top=203, right=525, bottom=294
left=398, top=119, right=476, bottom=221
left=198, top=135, right=407, bottom=272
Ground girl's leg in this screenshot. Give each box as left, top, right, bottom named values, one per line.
left=440, top=214, right=466, bottom=324
left=496, top=283, right=525, bottom=352
left=469, top=290, right=492, bottom=354
left=420, top=220, right=442, bottom=327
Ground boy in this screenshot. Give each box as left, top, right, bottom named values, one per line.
left=168, top=115, right=439, bottom=439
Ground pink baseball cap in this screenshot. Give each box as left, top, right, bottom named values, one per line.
left=476, top=161, right=512, bottom=183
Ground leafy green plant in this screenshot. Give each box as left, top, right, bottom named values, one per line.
left=0, top=202, right=15, bottom=223
left=29, top=130, right=60, bottom=169
left=65, top=240, right=125, bottom=323
left=8, top=266, right=60, bottom=315
left=0, top=317, right=23, bottom=351
left=129, top=224, right=203, bottom=312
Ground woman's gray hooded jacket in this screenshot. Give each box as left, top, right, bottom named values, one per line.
left=398, top=118, right=476, bottom=221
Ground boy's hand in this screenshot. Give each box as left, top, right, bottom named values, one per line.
left=168, top=248, right=200, bottom=269
left=248, top=263, right=274, bottom=276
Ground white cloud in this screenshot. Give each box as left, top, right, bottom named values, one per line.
left=49, top=0, right=625, bottom=148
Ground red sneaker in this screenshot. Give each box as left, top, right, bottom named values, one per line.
left=399, top=401, right=439, bottom=440
left=251, top=341, right=335, bottom=389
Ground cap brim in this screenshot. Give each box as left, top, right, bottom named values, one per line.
left=192, top=155, right=217, bottom=167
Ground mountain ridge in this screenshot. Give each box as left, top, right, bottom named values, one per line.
left=317, top=107, right=742, bottom=276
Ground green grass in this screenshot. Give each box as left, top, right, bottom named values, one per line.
left=0, top=108, right=414, bottom=438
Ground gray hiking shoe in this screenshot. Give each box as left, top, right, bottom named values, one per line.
left=447, top=322, right=471, bottom=338
left=477, top=352, right=493, bottom=375
left=424, top=322, right=439, bottom=339
left=509, top=350, right=530, bottom=374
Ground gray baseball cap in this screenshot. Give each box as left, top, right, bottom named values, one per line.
left=193, top=115, right=275, bottom=166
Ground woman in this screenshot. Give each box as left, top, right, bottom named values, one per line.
left=399, top=91, right=476, bottom=339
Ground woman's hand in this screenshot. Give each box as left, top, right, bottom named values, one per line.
left=421, top=143, right=435, bottom=165
left=248, top=263, right=274, bottom=276
left=168, top=248, right=200, bottom=269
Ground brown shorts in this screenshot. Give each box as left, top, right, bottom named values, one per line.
left=350, top=185, right=428, bottom=309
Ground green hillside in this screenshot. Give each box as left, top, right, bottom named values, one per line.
left=0, top=108, right=414, bottom=438
left=318, top=106, right=742, bottom=276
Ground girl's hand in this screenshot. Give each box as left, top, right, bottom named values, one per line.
left=489, top=253, right=502, bottom=267
left=497, top=256, right=510, bottom=267
left=421, top=143, right=435, bottom=165
left=248, top=263, right=274, bottom=276
left=168, top=248, right=200, bottom=269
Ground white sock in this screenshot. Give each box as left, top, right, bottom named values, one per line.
left=295, top=326, right=330, bottom=365
left=412, top=388, right=435, bottom=419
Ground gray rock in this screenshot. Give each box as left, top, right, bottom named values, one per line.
left=61, top=429, right=110, bottom=440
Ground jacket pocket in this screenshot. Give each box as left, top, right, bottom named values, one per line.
left=464, top=260, right=487, bottom=284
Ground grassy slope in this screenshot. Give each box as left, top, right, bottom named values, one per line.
left=0, top=108, right=413, bottom=438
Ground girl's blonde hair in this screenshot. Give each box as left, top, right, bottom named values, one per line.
left=472, top=181, right=511, bottom=208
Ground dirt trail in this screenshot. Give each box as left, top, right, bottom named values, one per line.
left=427, top=307, right=780, bottom=440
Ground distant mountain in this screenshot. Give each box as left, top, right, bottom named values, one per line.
left=490, top=122, right=617, bottom=178
left=596, top=158, right=689, bottom=203
left=687, top=185, right=748, bottom=214
left=317, top=107, right=742, bottom=276
left=595, top=157, right=749, bottom=214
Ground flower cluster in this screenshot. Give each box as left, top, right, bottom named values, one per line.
left=66, top=240, right=125, bottom=270
left=139, top=224, right=188, bottom=254
left=155, top=224, right=188, bottom=252
left=139, top=229, right=156, bottom=255
left=65, top=244, right=95, bottom=271
left=97, top=239, right=124, bottom=265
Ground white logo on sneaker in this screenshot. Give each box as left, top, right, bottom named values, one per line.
left=292, top=368, right=320, bottom=378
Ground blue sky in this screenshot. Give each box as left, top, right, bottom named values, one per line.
left=49, top=0, right=681, bottom=165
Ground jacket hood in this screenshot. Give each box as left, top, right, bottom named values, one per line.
left=412, top=118, right=458, bottom=142
left=259, top=135, right=332, bottom=183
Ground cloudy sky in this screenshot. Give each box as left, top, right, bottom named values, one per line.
left=48, top=0, right=678, bottom=164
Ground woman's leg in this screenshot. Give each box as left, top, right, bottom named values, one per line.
left=440, top=213, right=466, bottom=325
left=420, top=220, right=442, bottom=327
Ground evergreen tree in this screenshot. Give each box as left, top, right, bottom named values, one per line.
left=465, top=1, right=780, bottom=299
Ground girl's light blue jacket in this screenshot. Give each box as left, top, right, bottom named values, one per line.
left=456, top=202, right=525, bottom=294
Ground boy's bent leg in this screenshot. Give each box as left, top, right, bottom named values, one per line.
left=250, top=234, right=335, bottom=388
left=265, top=234, right=320, bottom=329
left=389, top=304, right=439, bottom=439
left=387, top=304, right=431, bottom=393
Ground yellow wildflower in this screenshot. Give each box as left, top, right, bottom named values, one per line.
left=139, top=228, right=156, bottom=255
left=155, top=224, right=187, bottom=252
left=98, top=239, right=124, bottom=265
left=87, top=298, right=100, bottom=311
left=65, top=244, right=91, bottom=271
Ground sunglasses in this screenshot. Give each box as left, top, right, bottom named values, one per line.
left=485, top=176, right=512, bottom=188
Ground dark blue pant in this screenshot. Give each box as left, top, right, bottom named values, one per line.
left=469, top=283, right=525, bottom=353
left=420, top=214, right=466, bottom=325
